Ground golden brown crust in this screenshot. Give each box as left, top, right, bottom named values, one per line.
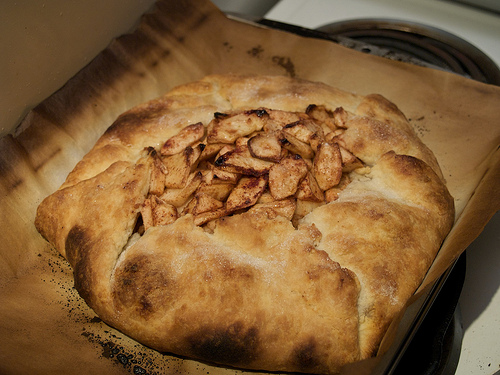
left=35, top=160, right=150, bottom=315
left=110, top=214, right=361, bottom=373
left=302, top=151, right=454, bottom=356
left=35, top=74, right=454, bottom=374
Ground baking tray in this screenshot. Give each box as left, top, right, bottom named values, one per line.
left=4, top=2, right=498, bottom=373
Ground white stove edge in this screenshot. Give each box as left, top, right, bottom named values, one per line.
left=266, top=1, right=500, bottom=374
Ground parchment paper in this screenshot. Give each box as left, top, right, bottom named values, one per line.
left=1, top=0, right=499, bottom=374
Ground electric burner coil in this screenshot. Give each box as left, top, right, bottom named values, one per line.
left=316, top=18, right=500, bottom=85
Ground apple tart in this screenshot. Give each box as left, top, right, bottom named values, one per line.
left=35, top=74, right=454, bottom=374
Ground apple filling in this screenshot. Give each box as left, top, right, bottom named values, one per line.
left=139, top=105, right=365, bottom=233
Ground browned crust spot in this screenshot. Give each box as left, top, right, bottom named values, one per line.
left=113, top=254, right=177, bottom=318
left=65, top=225, right=94, bottom=304
left=187, top=322, right=260, bottom=366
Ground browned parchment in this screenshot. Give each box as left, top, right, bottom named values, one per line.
left=1, top=0, right=499, bottom=374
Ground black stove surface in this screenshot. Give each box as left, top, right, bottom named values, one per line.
left=392, top=253, right=466, bottom=375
